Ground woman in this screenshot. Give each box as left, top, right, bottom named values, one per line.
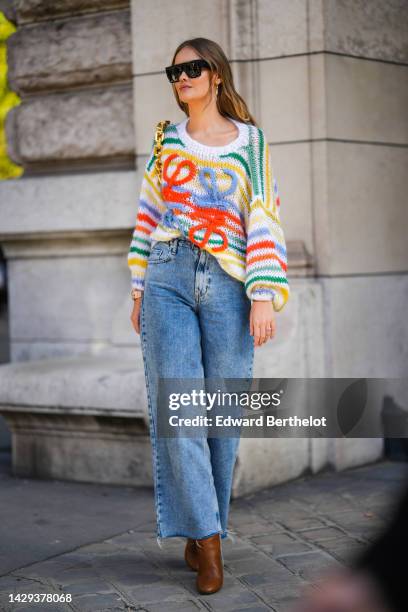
left=128, top=37, right=290, bottom=595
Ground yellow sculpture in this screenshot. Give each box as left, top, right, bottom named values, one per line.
left=0, top=11, right=23, bottom=180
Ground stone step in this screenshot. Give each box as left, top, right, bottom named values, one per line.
left=0, top=355, right=152, bottom=486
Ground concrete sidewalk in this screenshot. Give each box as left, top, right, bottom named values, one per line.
left=0, top=453, right=407, bottom=612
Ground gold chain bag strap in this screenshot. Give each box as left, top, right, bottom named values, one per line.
left=129, top=120, right=171, bottom=302
left=153, top=119, right=171, bottom=181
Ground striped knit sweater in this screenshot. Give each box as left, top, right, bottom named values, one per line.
left=127, top=117, right=290, bottom=311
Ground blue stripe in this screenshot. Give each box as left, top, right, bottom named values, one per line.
left=140, top=199, right=162, bottom=220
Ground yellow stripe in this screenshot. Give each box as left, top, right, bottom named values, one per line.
left=250, top=198, right=281, bottom=223
left=213, top=248, right=246, bottom=266
left=273, top=286, right=290, bottom=312
left=128, top=257, right=148, bottom=268
left=237, top=183, right=250, bottom=213
left=141, top=170, right=167, bottom=212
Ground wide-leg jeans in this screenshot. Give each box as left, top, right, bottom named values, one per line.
left=139, top=236, right=254, bottom=548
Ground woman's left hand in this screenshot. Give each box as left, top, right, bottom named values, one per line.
left=250, top=300, right=276, bottom=347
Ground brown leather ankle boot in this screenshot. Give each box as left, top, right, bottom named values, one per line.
left=195, top=533, right=223, bottom=594
left=184, top=537, right=199, bottom=571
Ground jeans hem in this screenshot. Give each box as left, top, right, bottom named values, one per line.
left=156, top=528, right=237, bottom=550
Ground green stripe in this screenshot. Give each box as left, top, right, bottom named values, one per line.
left=129, top=245, right=150, bottom=257
left=245, top=275, right=288, bottom=288
left=258, top=128, right=265, bottom=201
left=131, top=236, right=151, bottom=247
left=163, top=136, right=185, bottom=147
left=248, top=125, right=261, bottom=198
left=220, top=152, right=251, bottom=181
left=246, top=264, right=284, bottom=276
left=146, top=137, right=156, bottom=172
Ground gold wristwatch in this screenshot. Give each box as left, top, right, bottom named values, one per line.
left=131, top=289, right=143, bottom=300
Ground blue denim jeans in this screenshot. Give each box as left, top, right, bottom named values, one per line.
left=140, top=236, right=254, bottom=548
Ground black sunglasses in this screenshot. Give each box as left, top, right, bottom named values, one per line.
left=165, top=59, right=212, bottom=83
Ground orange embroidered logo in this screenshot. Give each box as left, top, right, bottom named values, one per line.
left=162, top=153, right=196, bottom=209
left=161, top=155, right=239, bottom=252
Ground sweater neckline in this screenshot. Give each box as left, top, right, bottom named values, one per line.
left=176, top=117, right=248, bottom=156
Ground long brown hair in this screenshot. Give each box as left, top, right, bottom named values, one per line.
left=169, top=37, right=258, bottom=127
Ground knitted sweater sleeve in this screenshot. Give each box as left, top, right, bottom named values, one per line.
left=245, top=128, right=290, bottom=311
left=127, top=138, right=166, bottom=291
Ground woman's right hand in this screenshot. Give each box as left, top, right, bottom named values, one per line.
left=130, top=296, right=143, bottom=334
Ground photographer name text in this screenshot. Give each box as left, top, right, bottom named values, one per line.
left=168, top=415, right=327, bottom=428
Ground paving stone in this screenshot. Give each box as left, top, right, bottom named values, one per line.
left=224, top=555, right=284, bottom=576
left=60, top=579, right=115, bottom=594
left=142, top=539, right=185, bottom=554
left=108, top=531, right=151, bottom=547
left=194, top=588, right=262, bottom=611
left=146, top=600, right=202, bottom=611
left=72, top=591, right=127, bottom=611
left=142, top=552, right=186, bottom=571
left=249, top=532, right=313, bottom=557
left=328, top=512, right=387, bottom=540
left=291, top=494, right=355, bottom=515
left=233, top=522, right=285, bottom=536
left=92, top=556, right=159, bottom=572
left=89, top=551, right=159, bottom=573
left=0, top=595, right=11, bottom=612
left=240, top=572, right=277, bottom=588
left=77, top=541, right=124, bottom=555
left=0, top=575, right=29, bottom=590
left=318, top=534, right=366, bottom=549
left=48, top=568, right=100, bottom=584
left=12, top=558, right=87, bottom=579
left=229, top=510, right=259, bottom=523
left=277, top=551, right=342, bottom=581
left=267, top=599, right=300, bottom=612
left=329, top=508, right=384, bottom=522
left=232, top=606, right=273, bottom=612
left=254, top=575, right=306, bottom=602
left=286, top=518, right=328, bottom=531
left=126, top=582, right=192, bottom=603
left=254, top=504, right=330, bottom=531
left=223, top=545, right=261, bottom=562
left=174, top=570, right=239, bottom=597
left=240, top=564, right=306, bottom=600
left=300, top=526, right=348, bottom=542
left=102, top=572, right=163, bottom=587
left=136, top=550, right=180, bottom=570
left=253, top=501, right=301, bottom=520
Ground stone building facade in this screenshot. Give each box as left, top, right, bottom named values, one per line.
left=0, top=0, right=407, bottom=495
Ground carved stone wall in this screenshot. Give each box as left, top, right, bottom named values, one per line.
left=0, top=0, right=137, bottom=361
left=6, top=0, right=134, bottom=173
